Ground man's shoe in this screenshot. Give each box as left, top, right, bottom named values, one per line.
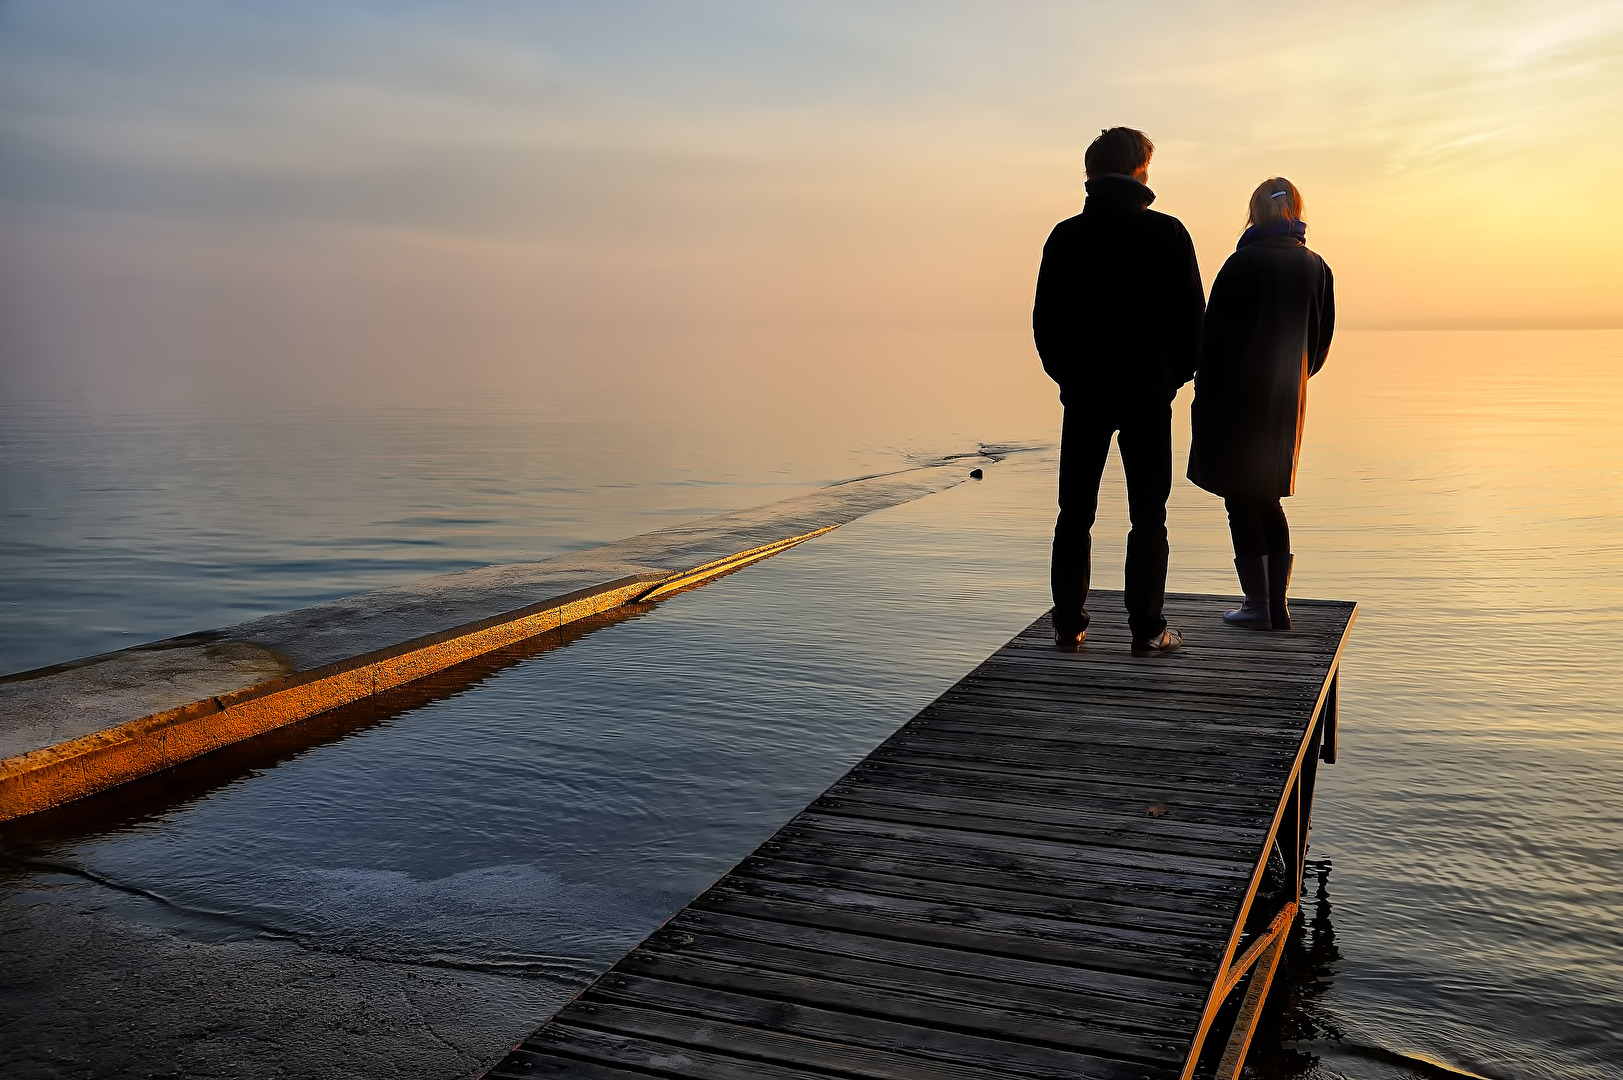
left=1267, top=552, right=1294, bottom=630
left=1131, top=626, right=1183, bottom=656
left=1054, top=627, right=1086, bottom=651
left=1223, top=556, right=1271, bottom=629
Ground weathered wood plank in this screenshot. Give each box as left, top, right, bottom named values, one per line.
left=660, top=909, right=1212, bottom=1011
left=526, top=1015, right=1013, bottom=1080
left=913, top=706, right=1306, bottom=746
left=880, top=725, right=1301, bottom=772
left=730, top=855, right=1232, bottom=935
left=698, top=877, right=1226, bottom=966
left=817, top=785, right=1267, bottom=847
left=601, top=955, right=1191, bottom=1065
left=839, top=760, right=1279, bottom=823
left=842, top=753, right=1281, bottom=814
left=866, top=742, right=1292, bottom=797
left=912, top=706, right=1293, bottom=744
left=937, top=686, right=1312, bottom=720
left=786, top=811, right=1255, bottom=880
left=579, top=976, right=1179, bottom=1079
left=809, top=793, right=1264, bottom=860
left=639, top=920, right=1197, bottom=1033
left=766, top=826, right=1250, bottom=909
left=884, top=727, right=1300, bottom=777
left=978, top=654, right=1334, bottom=685
left=688, top=890, right=1220, bottom=984
left=937, top=687, right=1320, bottom=720
left=927, top=694, right=1303, bottom=726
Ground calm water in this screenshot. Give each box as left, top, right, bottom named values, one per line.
left=3, top=330, right=1621, bottom=1080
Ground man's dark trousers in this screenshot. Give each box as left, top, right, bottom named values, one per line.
left=1052, top=398, right=1172, bottom=642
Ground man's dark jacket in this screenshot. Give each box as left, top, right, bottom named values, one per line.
left=1033, top=176, right=1206, bottom=407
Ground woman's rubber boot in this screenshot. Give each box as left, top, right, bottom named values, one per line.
left=1267, top=552, right=1293, bottom=630
left=1223, top=556, right=1271, bottom=629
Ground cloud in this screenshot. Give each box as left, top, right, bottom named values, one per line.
left=1, top=0, right=1619, bottom=408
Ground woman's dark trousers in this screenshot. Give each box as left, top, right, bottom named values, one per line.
left=1052, top=401, right=1172, bottom=642
left=1224, top=497, right=1289, bottom=559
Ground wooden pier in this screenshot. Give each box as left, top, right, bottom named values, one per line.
left=485, top=590, right=1356, bottom=1080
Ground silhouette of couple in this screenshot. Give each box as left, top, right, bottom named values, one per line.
left=1035, top=127, right=1335, bottom=655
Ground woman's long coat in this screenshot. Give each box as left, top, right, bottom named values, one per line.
left=1188, top=233, right=1335, bottom=499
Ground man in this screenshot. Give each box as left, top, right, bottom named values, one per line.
left=1033, top=126, right=1205, bottom=655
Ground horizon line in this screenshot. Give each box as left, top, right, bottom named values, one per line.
left=1345, top=318, right=1623, bottom=332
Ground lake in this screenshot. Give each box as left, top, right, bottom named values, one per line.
left=2, top=329, right=1620, bottom=1080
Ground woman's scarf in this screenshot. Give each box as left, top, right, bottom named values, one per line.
left=1238, top=218, right=1307, bottom=250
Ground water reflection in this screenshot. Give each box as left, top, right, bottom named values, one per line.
left=1249, top=859, right=1348, bottom=1079
left=1255, top=860, right=1513, bottom=1080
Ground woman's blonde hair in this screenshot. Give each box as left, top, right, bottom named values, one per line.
left=1247, top=177, right=1303, bottom=227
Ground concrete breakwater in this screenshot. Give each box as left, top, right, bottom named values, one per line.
left=1, top=456, right=999, bottom=822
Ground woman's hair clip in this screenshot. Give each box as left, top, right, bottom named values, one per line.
left=1270, top=190, right=1289, bottom=199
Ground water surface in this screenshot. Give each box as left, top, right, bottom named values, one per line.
left=3, top=330, right=1621, bottom=1080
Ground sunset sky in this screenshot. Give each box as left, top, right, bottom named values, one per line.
left=1, top=1, right=1619, bottom=407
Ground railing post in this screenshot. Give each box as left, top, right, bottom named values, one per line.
left=1297, top=708, right=1324, bottom=894
left=1319, top=670, right=1339, bottom=764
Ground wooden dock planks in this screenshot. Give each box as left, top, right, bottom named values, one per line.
left=485, top=591, right=1357, bottom=1080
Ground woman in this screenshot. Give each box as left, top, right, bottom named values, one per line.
left=1188, top=178, right=1335, bottom=630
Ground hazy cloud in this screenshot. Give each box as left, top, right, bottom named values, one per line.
left=2, top=1, right=1618, bottom=407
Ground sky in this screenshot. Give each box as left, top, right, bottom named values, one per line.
left=1, top=0, right=1620, bottom=409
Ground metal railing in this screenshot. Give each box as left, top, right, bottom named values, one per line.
left=1180, top=665, right=1341, bottom=1080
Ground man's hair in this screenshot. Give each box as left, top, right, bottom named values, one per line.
left=1084, top=127, right=1154, bottom=179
